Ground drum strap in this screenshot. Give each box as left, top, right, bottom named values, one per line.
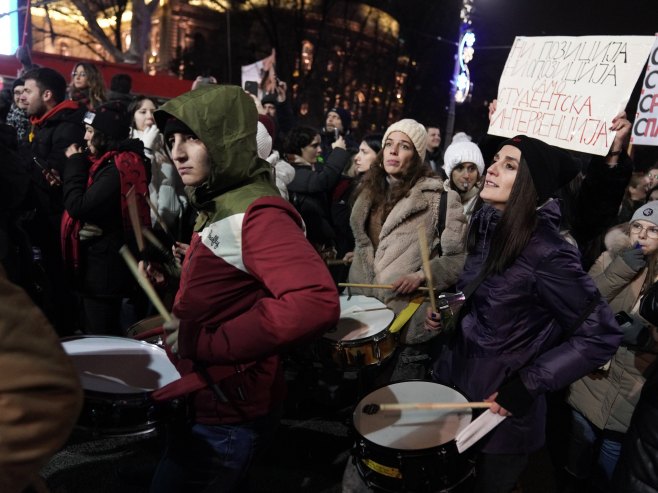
left=388, top=296, right=425, bottom=334
left=151, top=362, right=255, bottom=402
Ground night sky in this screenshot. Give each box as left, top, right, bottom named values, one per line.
left=386, top=0, right=657, bottom=137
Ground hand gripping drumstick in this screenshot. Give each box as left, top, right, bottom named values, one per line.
left=119, top=246, right=172, bottom=323
left=362, top=401, right=492, bottom=415
left=418, top=225, right=438, bottom=313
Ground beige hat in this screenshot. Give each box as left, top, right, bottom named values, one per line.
left=382, top=119, right=428, bottom=161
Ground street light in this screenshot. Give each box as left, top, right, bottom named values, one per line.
left=445, top=0, right=475, bottom=145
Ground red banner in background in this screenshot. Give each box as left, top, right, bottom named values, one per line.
left=0, top=51, right=192, bottom=100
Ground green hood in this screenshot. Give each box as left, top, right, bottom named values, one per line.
left=155, top=85, right=278, bottom=229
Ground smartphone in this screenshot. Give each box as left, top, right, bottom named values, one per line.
left=614, top=311, right=633, bottom=327
left=244, top=81, right=259, bottom=96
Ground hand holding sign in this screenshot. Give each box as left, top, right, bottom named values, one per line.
left=489, top=35, right=654, bottom=156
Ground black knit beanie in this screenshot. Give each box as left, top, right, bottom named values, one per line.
left=83, top=103, right=129, bottom=140
left=500, top=135, right=579, bottom=204
left=163, top=117, right=196, bottom=142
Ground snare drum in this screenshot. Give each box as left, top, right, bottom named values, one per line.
left=62, top=336, right=180, bottom=436
left=317, top=295, right=396, bottom=369
left=353, top=381, right=474, bottom=492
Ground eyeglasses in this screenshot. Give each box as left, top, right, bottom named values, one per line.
left=71, top=71, right=87, bottom=78
left=630, top=222, right=658, bottom=239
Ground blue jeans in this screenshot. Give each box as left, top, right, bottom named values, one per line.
left=150, top=413, right=278, bottom=493
left=566, top=409, right=623, bottom=493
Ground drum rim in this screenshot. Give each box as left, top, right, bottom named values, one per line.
left=61, top=334, right=167, bottom=352
left=61, top=335, right=179, bottom=395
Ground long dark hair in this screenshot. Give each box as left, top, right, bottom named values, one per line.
left=127, top=95, right=155, bottom=130
left=468, top=156, right=538, bottom=276
left=283, top=126, right=317, bottom=156
left=88, top=129, right=122, bottom=156
left=356, top=147, right=432, bottom=221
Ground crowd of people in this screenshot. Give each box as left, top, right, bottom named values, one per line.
left=1, top=58, right=657, bottom=493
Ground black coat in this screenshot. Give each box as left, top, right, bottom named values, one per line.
left=615, top=365, right=658, bottom=493
left=287, top=148, right=350, bottom=247
left=62, top=140, right=148, bottom=297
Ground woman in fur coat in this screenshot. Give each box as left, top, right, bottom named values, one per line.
left=566, top=201, right=658, bottom=492
left=347, top=119, right=467, bottom=363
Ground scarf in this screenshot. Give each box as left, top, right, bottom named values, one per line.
left=61, top=150, right=150, bottom=272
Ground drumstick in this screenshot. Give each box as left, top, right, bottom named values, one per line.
left=126, top=186, right=145, bottom=252
left=362, top=401, right=492, bottom=415
left=418, top=226, right=438, bottom=313
left=144, top=195, right=177, bottom=244
left=119, top=246, right=172, bottom=323
left=326, top=258, right=353, bottom=266
left=338, top=283, right=430, bottom=292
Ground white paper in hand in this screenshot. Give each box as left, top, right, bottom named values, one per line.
left=455, top=411, right=506, bottom=453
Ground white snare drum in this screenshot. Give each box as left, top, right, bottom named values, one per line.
left=353, top=381, right=475, bottom=492
left=318, top=295, right=396, bottom=368
left=62, top=336, right=180, bottom=435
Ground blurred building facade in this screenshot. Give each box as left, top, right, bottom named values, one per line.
left=30, top=0, right=411, bottom=135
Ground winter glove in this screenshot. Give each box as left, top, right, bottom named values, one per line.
left=163, top=318, right=179, bottom=354
left=140, top=125, right=160, bottom=151
left=620, top=247, right=647, bottom=271
left=79, top=223, right=103, bottom=240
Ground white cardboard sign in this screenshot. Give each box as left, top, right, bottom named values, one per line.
left=489, top=35, right=654, bottom=155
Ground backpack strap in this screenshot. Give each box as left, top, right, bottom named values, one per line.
left=435, top=191, right=448, bottom=256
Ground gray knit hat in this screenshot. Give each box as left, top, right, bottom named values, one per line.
left=632, top=200, right=658, bottom=227
left=382, top=119, right=428, bottom=161
left=443, top=133, right=485, bottom=178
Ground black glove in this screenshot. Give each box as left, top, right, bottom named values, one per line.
left=620, top=248, right=646, bottom=271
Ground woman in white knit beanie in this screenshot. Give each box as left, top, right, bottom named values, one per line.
left=442, top=132, right=485, bottom=221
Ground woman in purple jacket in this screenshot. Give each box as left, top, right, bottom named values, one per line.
left=426, top=135, right=622, bottom=493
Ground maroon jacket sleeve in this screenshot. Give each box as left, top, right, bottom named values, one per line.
left=191, top=199, right=340, bottom=364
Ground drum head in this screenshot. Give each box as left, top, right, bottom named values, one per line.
left=62, top=336, right=180, bottom=394
left=324, top=295, right=394, bottom=342
left=354, top=381, right=472, bottom=450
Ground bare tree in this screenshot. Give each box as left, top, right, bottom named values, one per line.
left=38, top=0, right=158, bottom=63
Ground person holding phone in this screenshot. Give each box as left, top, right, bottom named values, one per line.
left=565, top=201, right=658, bottom=492
left=321, top=106, right=357, bottom=159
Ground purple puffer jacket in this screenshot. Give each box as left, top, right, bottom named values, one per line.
left=433, top=200, right=622, bottom=454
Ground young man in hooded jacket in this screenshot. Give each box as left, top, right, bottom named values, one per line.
left=148, top=85, right=340, bottom=492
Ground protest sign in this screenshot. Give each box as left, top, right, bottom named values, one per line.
left=241, top=49, right=277, bottom=99
left=631, top=35, right=658, bottom=146
left=489, top=36, right=654, bottom=155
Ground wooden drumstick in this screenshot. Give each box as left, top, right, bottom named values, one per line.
left=119, top=246, right=172, bottom=323
left=418, top=225, right=437, bottom=313
left=338, top=282, right=430, bottom=292
left=144, top=195, right=177, bottom=244
left=362, top=401, right=491, bottom=415
left=126, top=186, right=145, bottom=252
left=326, top=258, right=353, bottom=266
